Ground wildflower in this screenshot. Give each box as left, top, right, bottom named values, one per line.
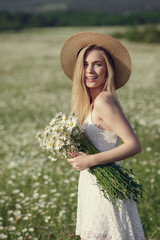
left=140, top=161, right=147, bottom=165
left=70, top=193, right=76, bottom=197
left=50, top=189, right=57, bottom=193
left=16, top=203, right=22, bottom=209
left=40, top=194, right=47, bottom=199
left=8, top=225, right=16, bottom=231
left=8, top=180, right=13, bottom=185
left=22, top=228, right=27, bottom=233
left=43, top=175, right=49, bottom=180
left=59, top=210, right=65, bottom=218
left=13, top=210, right=21, bottom=217
left=64, top=179, right=69, bottom=184
left=8, top=217, right=14, bottom=222
left=33, top=193, right=39, bottom=199
left=69, top=111, right=76, bottom=117
left=48, top=156, right=57, bottom=162
left=55, top=140, right=63, bottom=150
left=49, top=118, right=56, bottom=126
left=61, top=133, right=67, bottom=140
left=132, top=158, right=137, bottom=163
left=55, top=112, right=63, bottom=118
left=33, top=182, right=40, bottom=187
left=70, top=177, right=76, bottom=181
left=46, top=140, right=53, bottom=151
left=67, top=118, right=77, bottom=130
left=31, top=206, right=38, bottom=211
left=0, top=234, right=7, bottom=239
left=8, top=210, right=13, bottom=215
left=10, top=175, right=16, bottom=179
left=48, top=142, right=52, bottom=147
left=146, top=147, right=152, bottom=152
left=19, top=192, right=25, bottom=198
left=62, top=114, right=67, bottom=121
left=44, top=216, right=51, bottom=223
left=29, top=228, right=34, bottom=232
left=12, top=189, right=20, bottom=194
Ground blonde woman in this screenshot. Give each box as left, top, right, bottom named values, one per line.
left=60, top=32, right=145, bottom=240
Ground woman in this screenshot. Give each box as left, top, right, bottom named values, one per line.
left=60, top=32, right=145, bottom=240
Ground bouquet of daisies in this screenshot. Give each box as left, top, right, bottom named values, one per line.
left=36, top=111, right=144, bottom=204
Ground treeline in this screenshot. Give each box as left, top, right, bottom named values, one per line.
left=112, top=25, right=160, bottom=43
left=0, top=10, right=160, bottom=30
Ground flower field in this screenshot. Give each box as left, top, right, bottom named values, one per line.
left=0, top=27, right=160, bottom=240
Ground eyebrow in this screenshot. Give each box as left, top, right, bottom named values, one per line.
left=84, top=60, right=103, bottom=63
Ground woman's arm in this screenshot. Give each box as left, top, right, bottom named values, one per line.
left=90, top=92, right=141, bottom=166
left=67, top=92, right=141, bottom=171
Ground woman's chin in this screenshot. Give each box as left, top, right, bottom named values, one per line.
left=86, top=81, right=96, bottom=88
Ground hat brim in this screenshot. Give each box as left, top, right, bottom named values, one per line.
left=60, top=32, right=131, bottom=89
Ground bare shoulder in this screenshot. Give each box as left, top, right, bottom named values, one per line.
left=94, top=91, right=118, bottom=113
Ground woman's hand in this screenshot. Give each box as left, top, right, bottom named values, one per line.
left=67, top=152, right=92, bottom=171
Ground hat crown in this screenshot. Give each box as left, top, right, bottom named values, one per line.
left=60, top=32, right=131, bottom=89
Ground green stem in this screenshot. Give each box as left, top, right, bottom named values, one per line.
left=77, top=131, right=144, bottom=204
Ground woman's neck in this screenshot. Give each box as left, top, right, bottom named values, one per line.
left=90, top=88, right=103, bottom=103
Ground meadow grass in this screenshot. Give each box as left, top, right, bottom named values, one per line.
left=0, top=26, right=160, bottom=240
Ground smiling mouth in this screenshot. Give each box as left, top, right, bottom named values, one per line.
left=86, top=76, right=97, bottom=80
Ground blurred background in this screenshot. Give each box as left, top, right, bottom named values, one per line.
left=0, top=1, right=160, bottom=240
left=0, top=0, right=160, bottom=42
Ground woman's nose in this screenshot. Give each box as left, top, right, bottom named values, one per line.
left=87, top=64, right=94, bottom=73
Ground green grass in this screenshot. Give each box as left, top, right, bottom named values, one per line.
left=0, top=26, right=160, bottom=240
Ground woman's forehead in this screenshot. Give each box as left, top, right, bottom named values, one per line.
left=84, top=49, right=106, bottom=61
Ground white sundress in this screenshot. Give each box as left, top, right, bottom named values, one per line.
left=76, top=112, right=145, bottom=240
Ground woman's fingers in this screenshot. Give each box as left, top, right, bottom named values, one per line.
left=67, top=156, right=77, bottom=164
left=67, top=157, right=80, bottom=170
left=67, top=152, right=89, bottom=171
left=67, top=157, right=73, bottom=163
left=68, top=152, right=80, bottom=157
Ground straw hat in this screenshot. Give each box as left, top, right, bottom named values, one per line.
left=60, top=32, right=131, bottom=89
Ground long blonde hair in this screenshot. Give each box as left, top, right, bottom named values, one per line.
left=71, top=44, right=116, bottom=125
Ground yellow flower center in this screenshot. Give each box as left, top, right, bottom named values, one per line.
left=70, top=122, right=73, bottom=127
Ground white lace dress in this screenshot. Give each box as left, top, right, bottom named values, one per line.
left=76, top=113, right=145, bottom=240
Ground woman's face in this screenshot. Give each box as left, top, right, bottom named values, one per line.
left=84, top=49, right=107, bottom=90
